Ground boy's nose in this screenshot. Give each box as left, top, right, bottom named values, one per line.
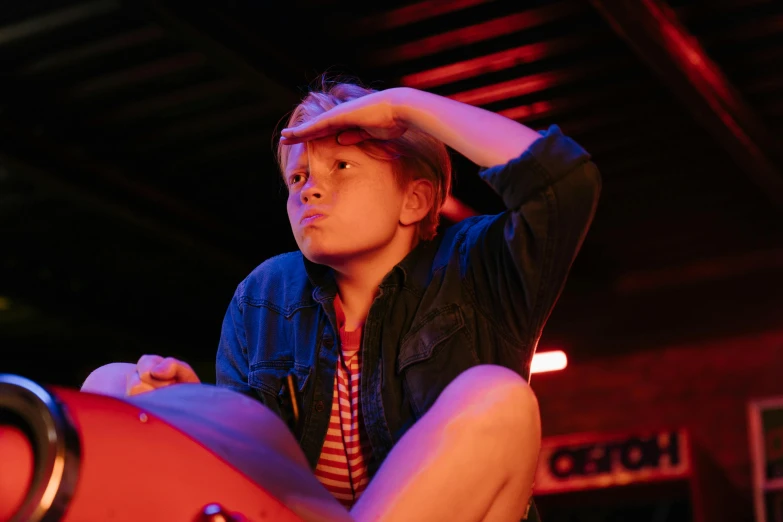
left=300, top=183, right=322, bottom=203
left=299, top=170, right=327, bottom=203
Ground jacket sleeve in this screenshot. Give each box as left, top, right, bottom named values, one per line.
left=215, top=283, right=253, bottom=396
left=463, top=125, right=601, bottom=354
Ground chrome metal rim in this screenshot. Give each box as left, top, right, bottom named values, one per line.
left=0, top=374, right=80, bottom=522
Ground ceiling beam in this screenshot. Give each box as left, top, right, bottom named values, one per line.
left=367, top=1, right=587, bottom=66
left=1, top=108, right=243, bottom=233
left=170, top=3, right=314, bottom=90
left=130, top=1, right=491, bottom=224
left=589, top=0, right=783, bottom=208
left=18, top=25, right=165, bottom=74
left=125, top=1, right=298, bottom=106
left=400, top=33, right=603, bottom=90
left=123, top=0, right=297, bottom=107
left=0, top=0, right=120, bottom=46
left=67, top=52, right=206, bottom=99
left=0, top=1, right=296, bottom=273
left=92, top=78, right=248, bottom=124
left=350, top=0, right=498, bottom=34
left=0, top=130, right=252, bottom=275
left=446, top=55, right=623, bottom=107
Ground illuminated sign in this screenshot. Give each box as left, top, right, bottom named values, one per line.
left=534, top=429, right=691, bottom=494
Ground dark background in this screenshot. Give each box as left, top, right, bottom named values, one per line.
left=1, top=0, right=782, bottom=390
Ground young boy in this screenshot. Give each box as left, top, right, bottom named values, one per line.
left=82, top=78, right=600, bottom=521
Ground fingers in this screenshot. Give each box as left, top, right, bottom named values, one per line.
left=336, top=129, right=372, bottom=146
left=126, top=355, right=201, bottom=396
left=136, top=354, right=164, bottom=378
left=280, top=91, right=403, bottom=145
left=125, top=370, right=160, bottom=396
left=279, top=129, right=371, bottom=147
left=281, top=117, right=335, bottom=140
left=280, top=125, right=342, bottom=145
left=150, top=357, right=200, bottom=384
left=281, top=106, right=358, bottom=144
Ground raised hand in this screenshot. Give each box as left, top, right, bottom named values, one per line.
left=280, top=88, right=408, bottom=146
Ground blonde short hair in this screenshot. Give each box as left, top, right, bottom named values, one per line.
left=276, top=77, right=452, bottom=240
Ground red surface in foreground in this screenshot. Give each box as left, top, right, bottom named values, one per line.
left=0, top=426, right=34, bottom=521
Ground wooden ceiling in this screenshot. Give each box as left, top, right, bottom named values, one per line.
left=1, top=0, right=782, bottom=387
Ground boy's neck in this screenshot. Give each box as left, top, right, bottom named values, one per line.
left=332, top=234, right=418, bottom=332
left=333, top=274, right=379, bottom=332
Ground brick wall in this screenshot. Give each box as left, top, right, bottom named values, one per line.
left=532, top=328, right=783, bottom=517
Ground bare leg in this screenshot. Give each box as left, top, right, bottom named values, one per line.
left=351, top=365, right=541, bottom=522
left=80, top=362, right=135, bottom=397
left=80, top=365, right=351, bottom=521
left=126, top=384, right=353, bottom=522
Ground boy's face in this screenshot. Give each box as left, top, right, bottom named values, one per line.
left=284, top=137, right=407, bottom=266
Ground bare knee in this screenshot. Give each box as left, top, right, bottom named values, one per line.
left=81, top=362, right=135, bottom=397
left=444, top=365, right=539, bottom=425
left=450, top=366, right=541, bottom=512
left=429, top=365, right=540, bottom=454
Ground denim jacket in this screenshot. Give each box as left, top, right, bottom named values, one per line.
left=216, top=126, right=601, bottom=480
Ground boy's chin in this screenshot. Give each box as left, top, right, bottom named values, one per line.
left=300, top=244, right=360, bottom=268
left=299, top=246, right=341, bottom=267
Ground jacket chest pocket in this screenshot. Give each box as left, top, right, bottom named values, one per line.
left=249, top=361, right=311, bottom=419
left=397, top=304, right=478, bottom=417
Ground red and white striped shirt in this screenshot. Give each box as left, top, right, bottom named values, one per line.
left=314, top=297, right=372, bottom=508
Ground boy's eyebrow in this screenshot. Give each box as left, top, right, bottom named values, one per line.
left=284, top=143, right=362, bottom=174
left=285, top=161, right=308, bottom=173
left=283, top=146, right=308, bottom=174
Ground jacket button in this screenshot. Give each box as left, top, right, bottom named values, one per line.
left=323, top=338, right=334, bottom=348
left=315, top=400, right=325, bottom=412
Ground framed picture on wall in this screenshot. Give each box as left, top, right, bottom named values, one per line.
left=748, top=397, right=783, bottom=522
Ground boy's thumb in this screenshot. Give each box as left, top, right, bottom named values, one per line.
left=151, top=360, right=176, bottom=379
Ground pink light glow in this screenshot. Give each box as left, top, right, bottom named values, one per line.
left=531, top=350, right=568, bottom=374
left=440, top=195, right=479, bottom=222
left=401, top=42, right=555, bottom=89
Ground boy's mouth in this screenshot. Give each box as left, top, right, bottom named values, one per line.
left=300, top=212, right=325, bottom=225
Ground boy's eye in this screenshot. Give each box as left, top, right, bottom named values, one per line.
left=288, top=173, right=305, bottom=186
left=336, top=161, right=351, bottom=170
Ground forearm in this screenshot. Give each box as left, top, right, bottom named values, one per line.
left=392, top=87, right=541, bottom=168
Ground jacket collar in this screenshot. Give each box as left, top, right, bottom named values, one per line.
left=303, top=236, right=442, bottom=302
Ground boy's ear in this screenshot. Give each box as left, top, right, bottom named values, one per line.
left=399, top=179, right=435, bottom=226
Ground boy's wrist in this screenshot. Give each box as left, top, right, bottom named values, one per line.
left=388, top=86, right=421, bottom=131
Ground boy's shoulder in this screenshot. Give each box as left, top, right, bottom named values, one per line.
left=235, top=251, right=313, bottom=305
left=439, top=213, right=505, bottom=246
left=429, top=213, right=506, bottom=269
